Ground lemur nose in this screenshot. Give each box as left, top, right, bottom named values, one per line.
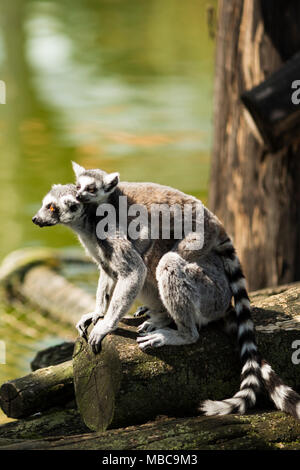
left=32, top=216, right=40, bottom=226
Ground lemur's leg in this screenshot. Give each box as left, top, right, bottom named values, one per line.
left=92, top=269, right=116, bottom=324
left=137, top=252, right=231, bottom=350
left=88, top=250, right=147, bottom=353
left=76, top=270, right=116, bottom=338
left=136, top=280, right=172, bottom=332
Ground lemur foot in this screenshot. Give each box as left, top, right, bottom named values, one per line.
left=137, top=320, right=157, bottom=334
left=137, top=329, right=170, bottom=350
left=133, top=306, right=149, bottom=318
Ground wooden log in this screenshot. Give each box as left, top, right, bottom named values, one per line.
left=241, top=52, right=300, bottom=152
left=209, top=0, right=300, bottom=290
left=0, top=409, right=88, bottom=440
left=73, top=283, right=300, bottom=432
left=0, top=361, right=74, bottom=418
left=0, top=411, right=300, bottom=450
left=30, top=342, right=75, bottom=371
left=18, top=265, right=96, bottom=326
left=0, top=247, right=96, bottom=327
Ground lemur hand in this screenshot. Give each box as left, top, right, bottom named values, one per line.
left=92, top=312, right=104, bottom=325
left=76, top=312, right=100, bottom=340
left=88, top=320, right=112, bottom=354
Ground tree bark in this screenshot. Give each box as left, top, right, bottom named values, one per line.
left=209, top=0, right=300, bottom=290
left=0, top=361, right=74, bottom=418
left=1, top=411, right=300, bottom=450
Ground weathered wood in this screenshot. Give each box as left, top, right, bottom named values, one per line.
left=0, top=411, right=299, bottom=450
left=209, top=0, right=300, bottom=290
left=73, top=283, right=300, bottom=432
left=241, top=52, right=300, bottom=151
left=0, top=361, right=74, bottom=418
left=31, top=342, right=75, bottom=371
left=0, top=409, right=88, bottom=440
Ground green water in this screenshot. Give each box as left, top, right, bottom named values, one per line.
left=0, top=0, right=217, bottom=422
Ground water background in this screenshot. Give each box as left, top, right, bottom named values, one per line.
left=0, top=0, right=217, bottom=423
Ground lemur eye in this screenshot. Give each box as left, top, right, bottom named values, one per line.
left=88, top=186, right=96, bottom=193
left=76, top=184, right=81, bottom=191
left=47, top=203, right=56, bottom=212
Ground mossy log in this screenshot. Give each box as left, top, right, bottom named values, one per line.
left=31, top=342, right=75, bottom=371
left=73, top=283, right=300, bottom=432
left=0, top=409, right=88, bottom=441
left=0, top=361, right=74, bottom=418
left=0, top=411, right=299, bottom=450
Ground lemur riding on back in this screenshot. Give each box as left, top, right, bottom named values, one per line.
left=32, top=162, right=300, bottom=420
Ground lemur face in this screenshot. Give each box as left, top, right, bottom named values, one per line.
left=72, top=161, right=119, bottom=204
left=32, top=184, right=84, bottom=227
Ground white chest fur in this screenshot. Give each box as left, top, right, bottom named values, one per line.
left=77, top=231, right=103, bottom=266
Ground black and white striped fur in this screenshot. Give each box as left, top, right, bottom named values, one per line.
left=200, top=237, right=300, bottom=419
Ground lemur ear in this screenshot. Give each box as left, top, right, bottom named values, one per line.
left=71, top=161, right=85, bottom=178
left=103, top=172, right=120, bottom=193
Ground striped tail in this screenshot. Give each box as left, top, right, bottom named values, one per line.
left=261, top=360, right=300, bottom=419
left=200, top=237, right=300, bottom=419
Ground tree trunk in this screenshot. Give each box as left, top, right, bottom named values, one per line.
left=1, top=411, right=300, bottom=450
left=209, top=0, right=300, bottom=290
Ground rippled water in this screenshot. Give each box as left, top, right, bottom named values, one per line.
left=0, top=0, right=217, bottom=423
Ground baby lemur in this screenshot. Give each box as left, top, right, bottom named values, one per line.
left=32, top=163, right=300, bottom=419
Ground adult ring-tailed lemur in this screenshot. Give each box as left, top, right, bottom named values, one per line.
left=32, top=162, right=300, bottom=419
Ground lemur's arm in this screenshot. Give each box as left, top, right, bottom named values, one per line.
left=93, top=269, right=116, bottom=322
left=88, top=244, right=147, bottom=353
left=76, top=269, right=116, bottom=338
